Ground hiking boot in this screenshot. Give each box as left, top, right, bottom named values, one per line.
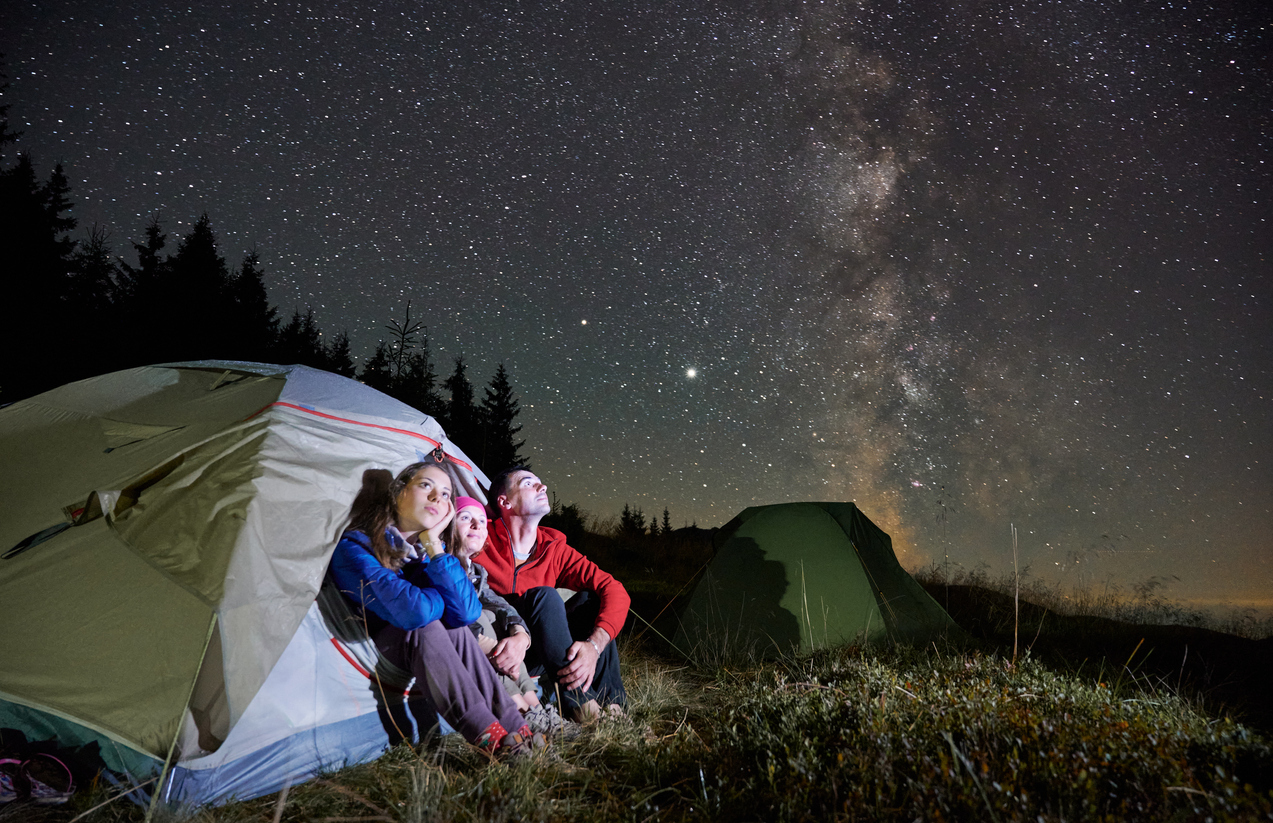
left=498, top=730, right=547, bottom=761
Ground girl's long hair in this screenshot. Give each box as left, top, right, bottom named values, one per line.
left=346, top=457, right=460, bottom=569
left=443, top=516, right=467, bottom=571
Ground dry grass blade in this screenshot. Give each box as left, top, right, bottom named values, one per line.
left=270, top=779, right=291, bottom=823
left=312, top=779, right=389, bottom=815
left=67, top=777, right=159, bottom=823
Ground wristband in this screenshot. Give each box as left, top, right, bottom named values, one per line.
left=589, top=640, right=601, bottom=655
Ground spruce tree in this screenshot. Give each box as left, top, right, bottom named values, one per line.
left=275, top=309, right=325, bottom=367
left=478, top=363, right=527, bottom=475
left=118, top=215, right=168, bottom=306
left=441, top=355, right=480, bottom=452
left=398, top=347, right=444, bottom=418
left=228, top=250, right=278, bottom=360
left=166, top=214, right=236, bottom=360
left=322, top=330, right=356, bottom=377
left=360, top=341, right=394, bottom=392
left=65, top=225, right=121, bottom=374
left=41, top=163, right=77, bottom=263
left=68, top=224, right=118, bottom=307
left=619, top=504, right=646, bottom=538
left=542, top=501, right=587, bottom=546
left=0, top=154, right=79, bottom=400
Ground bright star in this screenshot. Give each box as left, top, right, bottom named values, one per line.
left=687, top=368, right=697, bottom=378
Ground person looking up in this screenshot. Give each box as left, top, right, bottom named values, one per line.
left=476, top=467, right=629, bottom=722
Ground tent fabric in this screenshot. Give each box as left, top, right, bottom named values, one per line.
left=672, top=502, right=956, bottom=659
left=0, top=362, right=485, bottom=805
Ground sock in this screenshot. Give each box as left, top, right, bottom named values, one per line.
left=476, top=721, right=508, bottom=751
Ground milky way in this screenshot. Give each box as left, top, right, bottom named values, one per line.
left=3, top=0, right=1267, bottom=609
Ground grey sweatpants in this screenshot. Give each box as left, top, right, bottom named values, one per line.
left=374, top=619, right=525, bottom=743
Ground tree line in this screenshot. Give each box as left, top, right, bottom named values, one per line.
left=1, top=74, right=693, bottom=526
left=0, top=85, right=526, bottom=477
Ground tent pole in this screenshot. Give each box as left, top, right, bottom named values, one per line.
left=145, top=611, right=219, bottom=823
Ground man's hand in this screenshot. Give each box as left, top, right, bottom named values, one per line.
left=558, top=640, right=599, bottom=693
left=489, top=630, right=531, bottom=679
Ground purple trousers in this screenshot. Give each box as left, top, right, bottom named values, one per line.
left=373, top=619, right=524, bottom=743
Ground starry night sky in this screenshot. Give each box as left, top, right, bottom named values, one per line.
left=3, top=1, right=1268, bottom=610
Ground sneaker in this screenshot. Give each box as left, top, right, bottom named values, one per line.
left=24, top=754, right=73, bottom=805
left=0, top=760, right=18, bottom=804
left=498, top=730, right=547, bottom=761
left=524, top=704, right=583, bottom=741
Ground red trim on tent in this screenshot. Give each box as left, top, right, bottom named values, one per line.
left=330, top=638, right=372, bottom=678
left=329, top=638, right=410, bottom=696
left=251, top=401, right=476, bottom=474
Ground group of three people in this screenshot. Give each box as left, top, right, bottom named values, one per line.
left=328, top=458, right=629, bottom=756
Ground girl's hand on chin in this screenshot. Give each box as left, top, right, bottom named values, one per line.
left=426, top=499, right=456, bottom=546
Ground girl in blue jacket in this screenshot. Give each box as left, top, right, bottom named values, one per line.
left=329, top=459, right=537, bottom=754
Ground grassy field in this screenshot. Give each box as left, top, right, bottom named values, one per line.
left=24, top=636, right=1273, bottom=820
left=11, top=543, right=1273, bottom=822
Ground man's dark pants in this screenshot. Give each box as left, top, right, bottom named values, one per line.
left=507, top=587, right=627, bottom=712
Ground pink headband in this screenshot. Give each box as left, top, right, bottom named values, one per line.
left=454, top=496, right=485, bottom=515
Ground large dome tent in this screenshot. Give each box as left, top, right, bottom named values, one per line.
left=0, top=362, right=486, bottom=806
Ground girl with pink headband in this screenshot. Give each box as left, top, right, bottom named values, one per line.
left=447, top=496, right=578, bottom=738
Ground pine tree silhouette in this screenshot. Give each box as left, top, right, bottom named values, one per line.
left=322, top=330, right=356, bottom=377
left=275, top=309, right=326, bottom=366
left=620, top=504, right=647, bottom=538
left=0, top=154, right=79, bottom=400
left=398, top=347, right=443, bottom=418
left=442, top=355, right=480, bottom=452
left=360, top=341, right=394, bottom=392
left=478, top=363, right=527, bottom=476
left=227, top=250, right=278, bottom=360
left=161, top=214, right=237, bottom=360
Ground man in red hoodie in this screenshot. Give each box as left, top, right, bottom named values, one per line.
left=474, top=466, right=629, bottom=722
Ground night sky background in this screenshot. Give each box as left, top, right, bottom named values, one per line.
left=3, top=1, right=1268, bottom=612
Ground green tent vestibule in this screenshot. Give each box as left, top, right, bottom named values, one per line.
left=673, top=502, right=956, bottom=659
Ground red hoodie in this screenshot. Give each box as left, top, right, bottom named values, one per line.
left=476, top=521, right=631, bottom=641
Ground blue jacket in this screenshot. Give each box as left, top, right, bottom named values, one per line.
left=330, top=529, right=481, bottom=630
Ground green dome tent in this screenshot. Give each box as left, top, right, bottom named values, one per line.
left=0, top=362, right=488, bottom=806
left=672, top=502, right=956, bottom=660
